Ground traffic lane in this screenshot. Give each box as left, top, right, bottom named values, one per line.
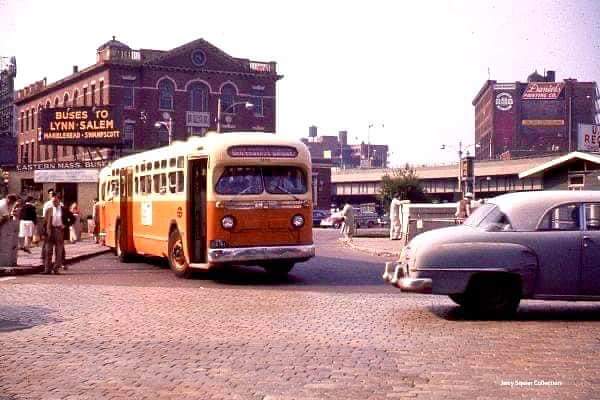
left=8, top=229, right=396, bottom=293
left=2, top=279, right=598, bottom=398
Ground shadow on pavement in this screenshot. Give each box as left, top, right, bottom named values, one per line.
left=0, top=305, right=61, bottom=332
left=429, top=302, right=600, bottom=322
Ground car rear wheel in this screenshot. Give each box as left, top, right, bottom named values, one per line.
left=463, top=275, right=521, bottom=319
left=168, top=229, right=192, bottom=279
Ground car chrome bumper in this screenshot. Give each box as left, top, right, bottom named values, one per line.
left=382, top=261, right=432, bottom=293
left=208, top=244, right=315, bottom=264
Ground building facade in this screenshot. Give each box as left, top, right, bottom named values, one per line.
left=473, top=70, right=599, bottom=160
left=12, top=37, right=280, bottom=216
left=0, top=57, right=17, bottom=170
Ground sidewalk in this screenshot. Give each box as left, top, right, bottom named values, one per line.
left=342, top=236, right=402, bottom=258
left=0, top=236, right=110, bottom=276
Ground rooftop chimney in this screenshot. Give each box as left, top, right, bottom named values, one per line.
left=546, top=70, right=555, bottom=82
left=73, top=65, right=78, bottom=74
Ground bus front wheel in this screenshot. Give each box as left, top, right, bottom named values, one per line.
left=168, top=230, right=192, bottom=279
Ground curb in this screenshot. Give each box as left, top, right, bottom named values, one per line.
left=0, top=248, right=111, bottom=276
left=341, top=239, right=401, bottom=258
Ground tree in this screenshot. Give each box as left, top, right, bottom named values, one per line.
left=378, top=163, right=427, bottom=211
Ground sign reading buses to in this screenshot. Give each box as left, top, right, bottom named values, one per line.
left=40, top=106, right=122, bottom=145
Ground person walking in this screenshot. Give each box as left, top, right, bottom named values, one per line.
left=69, top=202, right=81, bottom=243
left=455, top=192, right=473, bottom=223
left=339, top=203, right=356, bottom=241
left=389, top=192, right=410, bottom=240
left=18, top=196, right=36, bottom=253
left=42, top=193, right=74, bottom=274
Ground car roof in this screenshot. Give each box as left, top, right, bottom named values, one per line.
left=489, top=191, right=600, bottom=230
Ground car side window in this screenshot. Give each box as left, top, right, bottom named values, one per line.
left=585, top=203, right=600, bottom=231
left=538, top=204, right=581, bottom=231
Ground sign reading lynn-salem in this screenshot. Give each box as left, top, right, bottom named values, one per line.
left=40, top=106, right=122, bottom=145
left=578, top=124, right=600, bottom=152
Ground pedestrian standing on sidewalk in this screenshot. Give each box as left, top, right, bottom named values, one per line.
left=455, top=192, right=473, bottom=223
left=91, top=198, right=100, bottom=243
left=339, top=203, right=356, bottom=241
left=42, top=193, right=74, bottom=274
left=69, top=202, right=81, bottom=243
left=0, top=194, right=18, bottom=226
left=18, top=196, right=36, bottom=253
left=389, top=192, right=410, bottom=240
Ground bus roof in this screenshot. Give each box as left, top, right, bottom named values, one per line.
left=100, top=132, right=311, bottom=176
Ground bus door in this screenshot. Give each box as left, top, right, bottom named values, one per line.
left=119, top=167, right=135, bottom=253
left=189, top=158, right=207, bottom=262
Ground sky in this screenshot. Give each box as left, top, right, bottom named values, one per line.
left=1, top=0, right=599, bottom=166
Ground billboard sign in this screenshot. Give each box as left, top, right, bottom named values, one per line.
left=34, top=169, right=99, bottom=183
left=578, top=124, right=600, bottom=152
left=40, top=106, right=122, bottom=145
left=522, top=82, right=564, bottom=100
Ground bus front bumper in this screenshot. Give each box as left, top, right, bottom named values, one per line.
left=208, top=244, right=315, bottom=264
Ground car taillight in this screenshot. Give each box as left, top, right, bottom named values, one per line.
left=221, top=215, right=235, bottom=230
left=291, top=214, right=305, bottom=228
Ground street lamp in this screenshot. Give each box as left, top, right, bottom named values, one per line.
left=367, top=122, right=384, bottom=168
left=154, top=112, right=172, bottom=145
left=217, top=98, right=254, bottom=133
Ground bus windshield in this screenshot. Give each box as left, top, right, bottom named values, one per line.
left=216, top=166, right=307, bottom=195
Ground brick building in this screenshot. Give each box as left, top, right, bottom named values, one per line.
left=12, top=37, right=280, bottom=216
left=473, top=70, right=599, bottom=160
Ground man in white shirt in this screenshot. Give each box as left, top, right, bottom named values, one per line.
left=43, top=193, right=67, bottom=274
left=389, top=192, right=410, bottom=240
left=0, top=194, right=18, bottom=224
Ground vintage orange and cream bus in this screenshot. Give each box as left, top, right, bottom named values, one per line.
left=98, top=132, right=314, bottom=278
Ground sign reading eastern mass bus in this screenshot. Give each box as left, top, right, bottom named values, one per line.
left=40, top=106, right=122, bottom=145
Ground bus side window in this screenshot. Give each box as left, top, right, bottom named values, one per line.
left=153, top=175, right=160, bottom=193
left=160, top=173, right=167, bottom=194
left=134, top=177, right=139, bottom=194
left=169, top=158, right=176, bottom=168
left=168, top=172, right=176, bottom=194
left=177, top=156, right=184, bottom=168
left=177, top=171, right=184, bottom=192
left=140, top=175, right=146, bottom=194
left=161, top=160, right=167, bottom=169
left=101, top=183, right=106, bottom=201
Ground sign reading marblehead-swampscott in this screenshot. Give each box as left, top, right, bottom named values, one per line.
left=40, top=106, right=122, bottom=145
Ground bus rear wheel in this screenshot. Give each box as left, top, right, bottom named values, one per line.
left=168, top=229, right=192, bottom=279
left=115, top=224, right=132, bottom=262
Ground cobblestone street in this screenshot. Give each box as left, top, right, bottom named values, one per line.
left=1, top=229, right=599, bottom=399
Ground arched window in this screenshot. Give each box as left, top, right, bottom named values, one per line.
left=220, top=84, right=237, bottom=113
left=45, top=100, right=51, bottom=108
left=73, top=90, right=79, bottom=106
left=188, top=82, right=209, bottom=112
left=54, top=97, right=59, bottom=108
left=158, top=79, right=175, bottom=110
left=63, top=93, right=69, bottom=106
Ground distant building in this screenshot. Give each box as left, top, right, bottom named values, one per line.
left=0, top=56, right=17, bottom=167
left=301, top=128, right=388, bottom=168
left=473, top=69, right=599, bottom=160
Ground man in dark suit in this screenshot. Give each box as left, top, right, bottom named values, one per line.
left=42, top=193, right=74, bottom=274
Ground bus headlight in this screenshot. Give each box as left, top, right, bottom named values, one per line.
left=291, top=214, right=305, bottom=228
left=221, top=215, right=236, bottom=230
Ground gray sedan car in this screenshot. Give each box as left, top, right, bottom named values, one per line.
left=383, top=191, right=600, bottom=317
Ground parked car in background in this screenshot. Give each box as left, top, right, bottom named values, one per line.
left=313, top=210, right=330, bottom=227
left=355, top=210, right=379, bottom=228
left=383, top=191, right=600, bottom=318
left=377, top=213, right=390, bottom=227
left=320, top=214, right=342, bottom=229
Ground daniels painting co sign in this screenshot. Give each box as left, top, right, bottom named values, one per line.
left=522, top=82, right=564, bottom=100
left=40, top=106, right=122, bottom=145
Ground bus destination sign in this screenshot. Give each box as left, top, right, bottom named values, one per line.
left=40, top=106, right=122, bottom=146
left=228, top=145, right=298, bottom=158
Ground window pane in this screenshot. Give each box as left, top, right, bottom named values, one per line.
left=215, top=167, right=263, bottom=195
left=539, top=204, right=581, bottom=231
left=585, top=204, right=600, bottom=231
left=168, top=172, right=176, bottom=193
left=263, top=166, right=307, bottom=194
left=177, top=156, right=184, bottom=168
left=177, top=171, right=184, bottom=192
left=153, top=175, right=160, bottom=193
left=140, top=176, right=146, bottom=193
